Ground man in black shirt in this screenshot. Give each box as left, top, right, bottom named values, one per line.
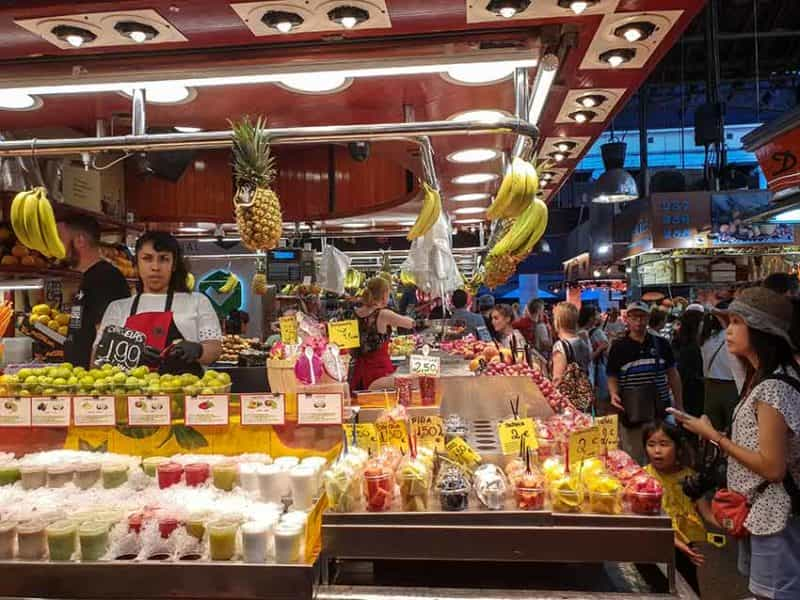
left=57, top=216, right=130, bottom=368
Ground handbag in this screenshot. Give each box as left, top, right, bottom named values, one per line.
left=556, top=340, right=594, bottom=412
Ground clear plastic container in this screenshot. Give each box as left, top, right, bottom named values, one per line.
left=101, top=463, right=128, bottom=489
left=0, top=463, right=20, bottom=487
left=184, top=463, right=210, bottom=487
left=257, top=463, right=288, bottom=504
left=439, top=487, right=469, bottom=511
left=549, top=484, right=583, bottom=514
left=363, top=470, right=393, bottom=512
left=587, top=489, right=623, bottom=515
left=212, top=462, right=238, bottom=492
left=185, top=510, right=209, bottom=540
left=289, top=465, right=317, bottom=511
left=79, top=521, right=109, bottom=561
left=208, top=520, right=238, bottom=561
left=515, top=486, right=546, bottom=511
left=46, top=519, right=78, bottom=561
left=273, top=521, right=303, bottom=564
left=141, top=456, right=169, bottom=478
left=626, top=490, right=663, bottom=515
left=17, top=520, right=47, bottom=559
left=157, top=463, right=183, bottom=489
left=0, top=520, right=17, bottom=559
left=20, top=464, right=46, bottom=490
left=47, top=464, right=74, bottom=488
left=74, top=462, right=101, bottom=490
left=241, top=521, right=270, bottom=563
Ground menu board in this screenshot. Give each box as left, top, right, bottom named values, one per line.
left=31, top=396, right=71, bottom=427
left=0, top=397, right=32, bottom=427
left=185, top=395, right=230, bottom=426
left=127, top=395, right=171, bottom=426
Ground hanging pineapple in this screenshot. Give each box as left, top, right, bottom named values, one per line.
left=230, top=116, right=283, bottom=251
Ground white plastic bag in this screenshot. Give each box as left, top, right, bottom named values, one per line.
left=317, top=245, right=351, bottom=295
left=406, top=212, right=462, bottom=299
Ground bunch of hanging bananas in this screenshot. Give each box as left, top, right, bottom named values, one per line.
left=489, top=197, right=549, bottom=259
left=217, top=272, right=240, bottom=293
left=399, top=270, right=416, bottom=287
left=463, top=270, right=484, bottom=296
left=186, top=273, right=196, bottom=290
left=407, top=182, right=441, bottom=240
left=345, top=268, right=366, bottom=290
left=484, top=254, right=520, bottom=289
left=487, top=156, right=540, bottom=221
left=10, top=187, right=65, bottom=260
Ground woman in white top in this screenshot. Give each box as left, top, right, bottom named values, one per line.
left=95, top=231, right=222, bottom=375
left=675, top=288, right=800, bottom=600
left=700, top=309, right=745, bottom=432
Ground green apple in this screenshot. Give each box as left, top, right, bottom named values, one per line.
left=73, top=367, right=86, bottom=377
left=24, top=375, right=38, bottom=385
left=53, top=378, right=67, bottom=386
left=80, top=376, right=94, bottom=387
left=61, top=362, right=74, bottom=371
left=131, top=366, right=149, bottom=379
left=112, top=372, right=127, bottom=384
left=217, top=372, right=231, bottom=385
left=101, top=363, right=114, bottom=372
left=180, top=374, right=200, bottom=387
left=67, top=376, right=78, bottom=386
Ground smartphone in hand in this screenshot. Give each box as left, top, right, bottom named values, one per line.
left=666, top=407, right=693, bottom=421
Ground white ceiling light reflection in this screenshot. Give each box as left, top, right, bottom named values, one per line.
left=451, top=193, right=490, bottom=202
left=122, top=83, right=194, bottom=104
left=341, top=222, right=370, bottom=228
left=444, top=62, right=517, bottom=85
left=453, top=218, right=483, bottom=224
left=449, top=109, right=508, bottom=123
left=453, top=206, right=486, bottom=215
left=279, top=73, right=351, bottom=94
left=0, top=91, right=41, bottom=110
left=452, top=173, right=498, bottom=185
left=447, top=148, right=500, bottom=164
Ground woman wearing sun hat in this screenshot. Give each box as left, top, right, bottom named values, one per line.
left=673, top=287, right=800, bottom=600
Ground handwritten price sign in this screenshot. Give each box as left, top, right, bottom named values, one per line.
left=568, top=426, right=603, bottom=464
left=446, top=437, right=482, bottom=469
left=595, top=415, right=619, bottom=450
left=497, top=418, right=538, bottom=456
left=411, top=415, right=445, bottom=451
left=376, top=420, right=409, bottom=450
left=409, top=354, right=441, bottom=377
left=343, top=423, right=380, bottom=454
left=328, top=320, right=360, bottom=349
left=279, top=316, right=298, bottom=344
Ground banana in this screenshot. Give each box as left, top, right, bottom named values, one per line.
left=489, top=194, right=542, bottom=258
left=514, top=198, right=548, bottom=258
left=35, top=188, right=66, bottom=259
left=407, top=182, right=441, bottom=240
left=10, top=189, right=33, bottom=248
left=186, top=273, right=196, bottom=290
left=487, top=160, right=517, bottom=220
left=218, top=272, right=238, bottom=293
left=22, top=188, right=48, bottom=255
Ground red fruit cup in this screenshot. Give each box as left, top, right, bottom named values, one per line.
left=184, top=463, right=210, bottom=487
left=363, top=470, right=393, bottom=512
left=158, top=517, right=179, bottom=539
left=419, top=376, right=437, bottom=406
left=128, top=513, right=144, bottom=534
left=515, top=486, right=546, bottom=510
left=395, top=375, right=414, bottom=407
left=157, top=462, right=184, bottom=489
left=626, top=490, right=663, bottom=515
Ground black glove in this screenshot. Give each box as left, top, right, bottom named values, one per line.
left=165, top=340, right=203, bottom=363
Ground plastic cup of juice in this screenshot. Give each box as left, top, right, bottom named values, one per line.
left=101, top=463, right=129, bottom=489
left=184, top=463, right=210, bottom=487
left=20, top=465, right=46, bottom=490
left=79, top=521, right=109, bottom=561
left=74, top=462, right=101, bottom=490
left=141, top=456, right=169, bottom=477
left=208, top=520, right=238, bottom=561
left=0, top=520, right=17, bottom=559
left=46, top=519, right=78, bottom=561
left=212, top=462, right=238, bottom=492
left=17, top=520, right=47, bottom=559
left=157, top=462, right=184, bottom=489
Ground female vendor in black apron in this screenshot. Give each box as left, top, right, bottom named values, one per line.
left=95, top=231, right=222, bottom=374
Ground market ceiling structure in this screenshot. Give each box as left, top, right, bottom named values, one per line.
left=0, top=0, right=706, bottom=233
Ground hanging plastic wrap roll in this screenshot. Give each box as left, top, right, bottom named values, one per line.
left=406, top=211, right=462, bottom=299
left=317, top=245, right=351, bottom=295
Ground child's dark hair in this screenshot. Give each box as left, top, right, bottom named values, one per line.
left=642, top=420, right=691, bottom=468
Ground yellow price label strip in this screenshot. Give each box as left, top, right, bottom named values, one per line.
left=411, top=415, right=445, bottom=452
left=445, top=437, right=482, bottom=469
left=568, top=426, right=603, bottom=465
left=595, top=414, right=619, bottom=451
left=328, top=320, right=361, bottom=349
left=343, top=423, right=380, bottom=455
left=279, top=316, right=298, bottom=344
left=497, top=418, right=538, bottom=456
left=376, top=420, right=409, bottom=450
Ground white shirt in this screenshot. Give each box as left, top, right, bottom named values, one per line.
left=95, top=292, right=222, bottom=348
left=701, top=330, right=745, bottom=391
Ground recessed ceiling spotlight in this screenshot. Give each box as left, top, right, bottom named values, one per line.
left=555, top=140, right=577, bottom=153
left=449, top=109, right=508, bottom=123
left=327, top=6, right=369, bottom=29
left=600, top=48, right=637, bottom=68
left=454, top=206, right=486, bottom=215
left=487, top=0, right=531, bottom=19
left=0, top=91, right=42, bottom=111
left=262, top=10, right=304, bottom=33
left=614, top=21, right=657, bottom=43
left=445, top=63, right=516, bottom=85
left=452, top=193, right=491, bottom=202
left=575, top=94, right=607, bottom=109
left=557, top=0, right=598, bottom=15
left=51, top=24, right=96, bottom=48
left=452, top=173, right=499, bottom=185
left=569, top=110, right=597, bottom=123
left=548, top=151, right=569, bottom=162
left=114, top=21, right=159, bottom=43
left=447, top=148, right=500, bottom=164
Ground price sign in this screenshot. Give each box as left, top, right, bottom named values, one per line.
left=128, top=395, right=171, bottom=426
left=185, top=395, right=230, bottom=426
left=0, top=397, right=31, bottom=427
left=411, top=415, right=445, bottom=451
left=73, top=396, right=116, bottom=427
left=95, top=326, right=147, bottom=371
left=240, top=394, right=285, bottom=425
left=297, top=393, right=343, bottom=425
left=343, top=423, right=380, bottom=454
left=446, top=437, right=482, bottom=469
left=409, top=354, right=441, bottom=377
left=376, top=420, right=409, bottom=450
left=327, top=320, right=360, bottom=349
left=280, top=316, right=298, bottom=344
left=497, top=418, right=538, bottom=456
left=595, top=415, right=619, bottom=450
left=31, top=397, right=71, bottom=427
left=568, top=426, right=603, bottom=465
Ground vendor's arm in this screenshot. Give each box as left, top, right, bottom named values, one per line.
left=378, top=308, right=415, bottom=332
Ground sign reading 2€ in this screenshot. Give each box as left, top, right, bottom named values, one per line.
left=199, top=269, right=243, bottom=318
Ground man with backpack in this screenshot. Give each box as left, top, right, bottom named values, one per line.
left=607, top=301, right=683, bottom=464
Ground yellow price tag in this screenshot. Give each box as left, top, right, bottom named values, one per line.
left=497, top=418, right=538, bottom=456
left=445, top=437, right=482, bottom=469
left=279, top=316, right=298, bottom=344
left=328, top=320, right=360, bottom=349
left=595, top=415, right=619, bottom=450
left=568, top=426, right=603, bottom=464
left=343, top=423, right=380, bottom=454
left=411, top=415, right=445, bottom=452
left=376, top=420, right=409, bottom=450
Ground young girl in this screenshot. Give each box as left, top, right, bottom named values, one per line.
left=644, top=421, right=715, bottom=595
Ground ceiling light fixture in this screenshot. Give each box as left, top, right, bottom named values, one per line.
left=592, top=141, right=638, bottom=203
left=452, top=173, right=499, bottom=185
left=600, top=48, right=637, bottom=68
left=569, top=110, right=596, bottom=123
left=452, top=193, right=491, bottom=202
left=447, top=148, right=500, bottom=163
left=51, top=24, right=96, bottom=48
left=555, top=140, right=577, bottom=153
left=399, top=221, right=416, bottom=227
left=558, top=0, right=598, bottom=14
left=445, top=62, right=517, bottom=85
left=454, top=218, right=483, bottom=225
left=178, top=226, right=210, bottom=233
left=769, top=208, right=800, bottom=223
left=593, top=269, right=601, bottom=278
left=121, top=83, right=193, bottom=104
left=486, top=0, right=531, bottom=18
left=174, top=126, right=203, bottom=133
left=279, top=73, right=351, bottom=93
left=597, top=243, right=610, bottom=255
left=548, top=151, right=569, bottom=162
left=540, top=171, right=556, bottom=181
left=262, top=10, right=304, bottom=33
left=328, top=6, right=369, bottom=29
left=454, top=206, right=486, bottom=215
left=114, top=21, right=159, bottom=43
left=0, top=91, right=41, bottom=110
left=614, top=21, right=657, bottom=43
left=575, top=94, right=607, bottom=109
left=341, top=222, right=370, bottom=228
left=526, top=53, right=559, bottom=127
left=449, top=109, right=508, bottom=123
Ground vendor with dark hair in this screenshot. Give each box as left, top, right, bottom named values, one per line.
left=94, top=231, right=222, bottom=375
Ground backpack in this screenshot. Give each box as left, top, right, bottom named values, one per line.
left=556, top=339, right=594, bottom=412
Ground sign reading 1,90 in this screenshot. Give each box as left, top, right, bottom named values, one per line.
left=95, top=326, right=147, bottom=371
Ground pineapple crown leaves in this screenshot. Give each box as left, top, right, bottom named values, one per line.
left=229, top=115, right=276, bottom=189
